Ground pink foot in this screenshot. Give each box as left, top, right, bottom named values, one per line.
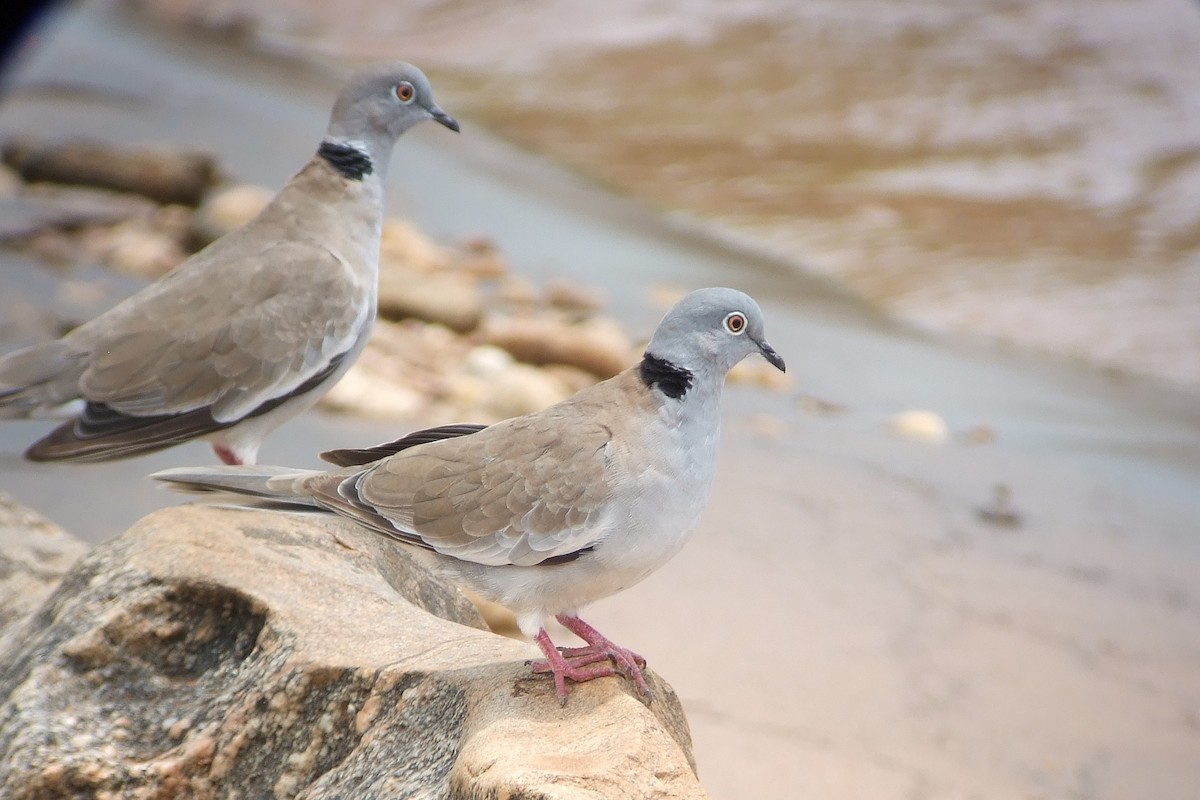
left=530, top=629, right=622, bottom=705
left=213, top=445, right=242, bottom=465
left=527, top=615, right=652, bottom=702
left=557, top=615, right=650, bottom=697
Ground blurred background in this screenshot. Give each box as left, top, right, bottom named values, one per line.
left=130, top=0, right=1200, bottom=389
left=1, top=1, right=1198, bottom=799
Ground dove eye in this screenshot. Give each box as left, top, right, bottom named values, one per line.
left=395, top=81, right=416, bottom=103
left=723, top=312, right=747, bottom=334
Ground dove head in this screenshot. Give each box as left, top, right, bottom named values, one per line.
left=644, top=288, right=785, bottom=387
left=324, top=61, right=458, bottom=177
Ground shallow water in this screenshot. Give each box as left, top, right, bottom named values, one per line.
left=129, top=0, right=1200, bottom=390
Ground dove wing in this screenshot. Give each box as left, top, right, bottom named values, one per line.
left=74, top=236, right=369, bottom=423
left=306, top=408, right=616, bottom=567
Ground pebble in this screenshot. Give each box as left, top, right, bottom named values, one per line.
left=495, top=274, right=541, bottom=307
left=0, top=163, right=21, bottom=197
left=975, top=483, right=1023, bottom=528
left=887, top=409, right=949, bottom=443
left=452, top=361, right=572, bottom=420
left=478, top=314, right=632, bottom=378
left=456, top=235, right=508, bottom=278
left=728, top=358, right=792, bottom=390
left=380, top=218, right=449, bottom=272
left=191, top=183, right=273, bottom=245
left=1, top=141, right=793, bottom=427
left=961, top=423, right=998, bottom=444
left=795, top=393, right=848, bottom=415
left=546, top=279, right=605, bottom=313
left=377, top=266, right=483, bottom=333
left=104, top=220, right=187, bottom=278
left=741, top=412, right=789, bottom=440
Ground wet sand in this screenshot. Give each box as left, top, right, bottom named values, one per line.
left=1, top=3, right=1199, bottom=799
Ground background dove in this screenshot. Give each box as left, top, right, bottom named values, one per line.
left=154, top=287, right=786, bottom=702
left=0, top=61, right=458, bottom=465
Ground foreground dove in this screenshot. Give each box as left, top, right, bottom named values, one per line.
left=0, top=62, right=458, bottom=465
left=154, top=287, right=785, bottom=702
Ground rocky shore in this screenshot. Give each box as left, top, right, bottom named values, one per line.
left=0, top=137, right=788, bottom=428
left=0, top=492, right=707, bottom=798
left=1, top=4, right=1198, bottom=798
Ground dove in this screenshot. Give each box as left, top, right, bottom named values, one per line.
left=154, top=287, right=785, bottom=702
left=0, top=61, right=459, bottom=465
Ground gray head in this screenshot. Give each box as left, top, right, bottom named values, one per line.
left=644, top=288, right=785, bottom=384
left=324, top=61, right=458, bottom=171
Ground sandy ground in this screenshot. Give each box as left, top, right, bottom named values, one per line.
left=1, top=3, right=1199, bottom=798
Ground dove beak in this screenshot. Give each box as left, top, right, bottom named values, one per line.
left=430, top=106, right=460, bottom=133
left=755, top=338, right=786, bottom=372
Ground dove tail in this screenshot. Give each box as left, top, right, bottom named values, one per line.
left=151, top=465, right=321, bottom=507
left=0, top=340, right=84, bottom=419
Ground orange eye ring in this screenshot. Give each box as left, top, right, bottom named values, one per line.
left=395, top=81, right=415, bottom=103
left=724, top=312, right=747, bottom=334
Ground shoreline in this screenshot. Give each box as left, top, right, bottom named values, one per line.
left=1, top=2, right=1199, bottom=798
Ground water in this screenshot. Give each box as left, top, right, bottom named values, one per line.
left=131, top=0, right=1200, bottom=390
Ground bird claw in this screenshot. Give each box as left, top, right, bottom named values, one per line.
left=531, top=621, right=652, bottom=703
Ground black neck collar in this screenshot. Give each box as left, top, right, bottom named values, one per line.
left=318, top=141, right=373, bottom=181
left=639, top=353, right=694, bottom=399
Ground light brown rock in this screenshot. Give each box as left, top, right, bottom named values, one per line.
left=728, top=357, right=793, bottom=391
left=377, top=266, right=484, bottom=333
left=545, top=279, right=605, bottom=313
left=190, top=183, right=273, bottom=246
left=3, top=138, right=219, bottom=206
left=380, top=218, right=450, bottom=272
left=887, top=409, right=950, bottom=444
left=451, top=346, right=574, bottom=419
left=103, top=218, right=188, bottom=278
left=479, top=314, right=633, bottom=378
left=0, top=492, right=89, bottom=644
left=0, top=163, right=21, bottom=197
left=0, top=501, right=707, bottom=799
left=456, top=235, right=508, bottom=278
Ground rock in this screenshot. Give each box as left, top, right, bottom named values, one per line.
left=103, top=219, right=188, bottom=278
left=887, top=409, right=950, bottom=444
left=379, top=218, right=450, bottom=272
left=961, top=423, right=999, bottom=444
left=0, top=163, right=21, bottom=197
left=727, top=358, right=792, bottom=390
left=0, top=185, right=157, bottom=241
left=0, top=492, right=89, bottom=644
left=456, top=235, right=508, bottom=278
left=975, top=483, right=1023, bottom=529
left=739, top=412, right=789, bottom=441
left=3, top=138, right=219, bottom=206
left=546, top=279, right=605, bottom=313
left=317, top=361, right=425, bottom=419
left=479, top=314, right=633, bottom=378
left=190, top=183, right=273, bottom=246
left=377, top=266, right=484, bottom=333
left=495, top=274, right=541, bottom=306
left=795, top=393, right=848, bottom=416
left=17, top=229, right=82, bottom=266
left=451, top=347, right=574, bottom=419
left=0, top=502, right=707, bottom=798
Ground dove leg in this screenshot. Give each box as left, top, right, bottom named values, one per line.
left=555, top=614, right=650, bottom=697
left=212, top=445, right=243, bottom=465
left=530, top=628, right=620, bottom=704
